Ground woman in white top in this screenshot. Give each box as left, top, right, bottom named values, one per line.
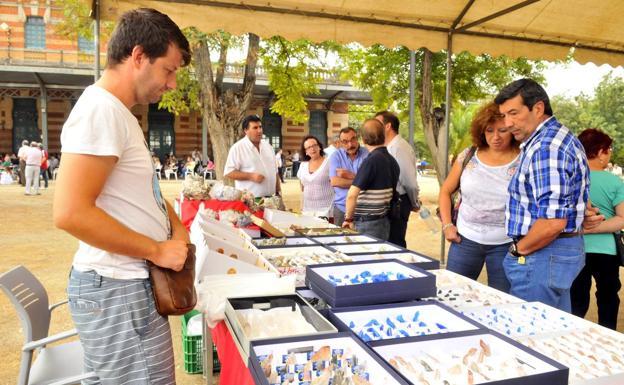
left=297, top=135, right=334, bottom=219
left=438, top=102, right=520, bottom=292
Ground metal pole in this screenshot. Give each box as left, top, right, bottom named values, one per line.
left=440, top=32, right=453, bottom=266
left=202, top=116, right=208, bottom=164
left=94, top=0, right=100, bottom=81
left=408, top=50, right=415, bottom=147
left=34, top=73, right=48, bottom=149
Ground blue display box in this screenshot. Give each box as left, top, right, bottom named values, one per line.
left=370, top=329, right=569, bottom=385
left=328, top=300, right=485, bottom=343
left=249, top=332, right=411, bottom=385
left=305, top=260, right=436, bottom=307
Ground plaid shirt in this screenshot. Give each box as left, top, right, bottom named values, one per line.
left=506, top=116, right=589, bottom=238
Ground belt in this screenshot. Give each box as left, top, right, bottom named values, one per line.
left=354, top=214, right=387, bottom=222
left=513, top=231, right=580, bottom=242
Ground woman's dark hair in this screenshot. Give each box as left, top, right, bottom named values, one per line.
left=578, top=128, right=613, bottom=159
left=494, top=78, right=553, bottom=116
left=300, top=135, right=325, bottom=161
left=107, top=8, right=191, bottom=68
left=471, top=101, right=519, bottom=149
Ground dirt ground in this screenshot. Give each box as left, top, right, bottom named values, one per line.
left=0, top=175, right=622, bottom=385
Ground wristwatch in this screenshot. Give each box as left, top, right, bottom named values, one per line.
left=509, top=241, right=523, bottom=257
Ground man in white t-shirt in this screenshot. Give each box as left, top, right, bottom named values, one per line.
left=17, top=139, right=29, bottom=186
left=24, top=141, right=43, bottom=195
left=224, top=114, right=280, bottom=197
left=53, top=9, right=190, bottom=383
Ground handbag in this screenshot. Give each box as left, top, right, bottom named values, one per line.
left=147, top=243, right=197, bottom=316
left=614, top=231, right=624, bottom=266
left=436, top=146, right=476, bottom=224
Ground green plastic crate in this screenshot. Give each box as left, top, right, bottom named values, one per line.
left=181, top=310, right=220, bottom=374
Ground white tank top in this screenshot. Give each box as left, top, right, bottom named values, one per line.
left=456, top=147, right=519, bottom=245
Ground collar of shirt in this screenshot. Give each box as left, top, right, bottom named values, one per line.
left=520, top=116, right=556, bottom=150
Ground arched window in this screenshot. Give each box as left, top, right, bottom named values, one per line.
left=262, top=108, right=282, bottom=150
left=309, top=110, right=328, bottom=147
left=12, top=98, right=39, bottom=153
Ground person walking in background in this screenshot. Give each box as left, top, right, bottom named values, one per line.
left=571, top=128, right=624, bottom=330
left=438, top=102, right=520, bottom=292
left=24, top=141, right=43, bottom=195
left=297, top=135, right=334, bottom=219
left=329, top=127, right=369, bottom=225
left=342, top=119, right=399, bottom=240
left=276, top=148, right=285, bottom=183
left=17, top=139, right=29, bottom=186
left=53, top=9, right=191, bottom=383
left=38, top=143, right=49, bottom=188
left=496, top=78, right=589, bottom=312
left=375, top=111, right=421, bottom=247
left=292, top=150, right=301, bottom=177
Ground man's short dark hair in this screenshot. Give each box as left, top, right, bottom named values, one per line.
left=494, top=78, right=553, bottom=116
left=242, top=114, right=261, bottom=130
left=361, top=119, right=385, bottom=146
left=107, top=8, right=191, bottom=68
left=375, top=111, right=400, bottom=133
left=339, top=127, right=357, bottom=136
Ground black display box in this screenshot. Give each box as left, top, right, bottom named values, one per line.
left=305, top=259, right=436, bottom=307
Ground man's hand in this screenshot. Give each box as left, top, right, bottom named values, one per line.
left=250, top=173, right=265, bottom=183
left=342, top=221, right=355, bottom=230
left=336, top=168, right=355, bottom=179
left=150, top=240, right=188, bottom=271
left=583, top=202, right=605, bottom=233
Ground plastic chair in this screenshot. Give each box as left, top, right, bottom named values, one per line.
left=0, top=266, right=97, bottom=385
left=203, top=169, right=214, bottom=180
left=165, top=167, right=178, bottom=180
left=284, top=165, right=293, bottom=178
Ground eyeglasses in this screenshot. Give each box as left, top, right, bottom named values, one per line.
left=340, top=137, right=358, bottom=145
left=304, top=144, right=320, bottom=151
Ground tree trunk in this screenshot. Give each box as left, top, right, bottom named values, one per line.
left=419, top=48, right=448, bottom=186
left=193, top=33, right=260, bottom=183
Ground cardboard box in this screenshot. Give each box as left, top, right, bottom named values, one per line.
left=329, top=300, right=484, bottom=343
left=371, top=329, right=568, bottom=385
left=305, top=260, right=436, bottom=307
left=224, top=294, right=337, bottom=359
left=250, top=214, right=286, bottom=237
left=249, top=332, right=410, bottom=385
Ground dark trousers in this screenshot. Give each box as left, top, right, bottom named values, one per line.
left=293, top=161, right=301, bottom=177
left=571, top=252, right=621, bottom=330
left=278, top=167, right=285, bottom=182
left=40, top=167, right=49, bottom=188
left=19, top=159, right=25, bottom=186
left=388, top=194, right=411, bottom=248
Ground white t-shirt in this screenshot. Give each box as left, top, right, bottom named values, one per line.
left=224, top=136, right=277, bottom=197
left=17, top=145, right=29, bottom=160
left=456, top=147, right=519, bottom=245
left=297, top=157, right=334, bottom=217
left=61, top=85, right=169, bottom=279
left=25, top=146, right=43, bottom=166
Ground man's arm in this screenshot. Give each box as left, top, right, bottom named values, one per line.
left=53, top=153, right=187, bottom=271
left=394, top=146, right=420, bottom=209
left=225, top=170, right=264, bottom=183
left=516, top=218, right=566, bottom=255
left=342, top=185, right=361, bottom=228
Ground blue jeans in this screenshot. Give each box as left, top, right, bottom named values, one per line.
left=503, top=236, right=585, bottom=312
left=447, top=235, right=511, bottom=292
left=355, top=216, right=390, bottom=240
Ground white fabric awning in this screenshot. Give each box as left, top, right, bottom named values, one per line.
left=96, top=0, right=624, bottom=66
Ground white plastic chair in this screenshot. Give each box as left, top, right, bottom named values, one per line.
left=284, top=165, right=293, bottom=178
left=165, top=167, right=178, bottom=180
left=0, top=266, right=98, bottom=385
left=203, top=169, right=214, bottom=180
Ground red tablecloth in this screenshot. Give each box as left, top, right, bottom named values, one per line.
left=211, top=321, right=255, bottom=385
left=177, top=198, right=263, bottom=231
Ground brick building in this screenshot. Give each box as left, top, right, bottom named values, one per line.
left=0, top=0, right=370, bottom=161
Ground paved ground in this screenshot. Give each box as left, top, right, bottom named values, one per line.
left=0, top=175, right=621, bottom=384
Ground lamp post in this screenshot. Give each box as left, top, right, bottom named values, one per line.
left=0, top=22, right=11, bottom=62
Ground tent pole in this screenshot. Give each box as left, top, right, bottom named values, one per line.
left=408, top=50, right=415, bottom=148
left=440, top=32, right=453, bottom=266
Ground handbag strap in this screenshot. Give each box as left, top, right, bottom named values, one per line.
left=456, top=146, right=476, bottom=193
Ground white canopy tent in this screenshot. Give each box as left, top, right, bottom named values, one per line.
left=92, top=0, right=624, bottom=261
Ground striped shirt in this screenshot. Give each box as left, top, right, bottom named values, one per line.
left=352, top=147, right=400, bottom=218
left=506, top=116, right=589, bottom=237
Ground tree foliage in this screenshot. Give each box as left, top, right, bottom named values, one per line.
left=54, top=0, right=114, bottom=42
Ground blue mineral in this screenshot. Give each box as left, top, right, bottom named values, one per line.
left=387, top=328, right=393, bottom=337
left=358, top=330, right=372, bottom=343
left=419, top=321, right=426, bottom=327
left=365, top=319, right=380, bottom=327
left=398, top=329, right=409, bottom=337
left=349, top=321, right=356, bottom=328
left=396, top=272, right=407, bottom=280
left=367, top=327, right=381, bottom=339
left=396, top=314, right=406, bottom=323
left=360, top=270, right=372, bottom=278
left=386, top=317, right=396, bottom=329
left=413, top=311, right=420, bottom=322
left=435, top=323, right=447, bottom=330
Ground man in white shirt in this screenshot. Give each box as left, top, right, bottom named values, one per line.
left=375, top=111, right=421, bottom=247
left=17, top=139, right=29, bottom=186
left=224, top=114, right=280, bottom=197
left=24, top=141, right=43, bottom=195
left=53, top=9, right=190, bottom=383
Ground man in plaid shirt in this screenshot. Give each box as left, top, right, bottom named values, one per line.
left=495, top=78, right=590, bottom=312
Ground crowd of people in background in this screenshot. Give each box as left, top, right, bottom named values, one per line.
left=0, top=141, right=59, bottom=191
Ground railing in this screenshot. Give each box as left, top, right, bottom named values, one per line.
left=0, top=47, right=349, bottom=85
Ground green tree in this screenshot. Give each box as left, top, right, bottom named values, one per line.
left=54, top=0, right=114, bottom=42
left=338, top=45, right=546, bottom=184
left=449, top=103, right=479, bottom=161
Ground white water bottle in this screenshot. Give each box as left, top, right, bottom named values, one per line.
left=419, top=206, right=439, bottom=233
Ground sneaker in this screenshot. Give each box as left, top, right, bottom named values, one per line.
left=35, top=192, right=41, bottom=195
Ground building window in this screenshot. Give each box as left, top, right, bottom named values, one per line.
left=78, top=35, right=94, bottom=52
left=262, top=108, right=282, bottom=150
left=25, top=16, right=46, bottom=50
left=148, top=104, right=175, bottom=162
